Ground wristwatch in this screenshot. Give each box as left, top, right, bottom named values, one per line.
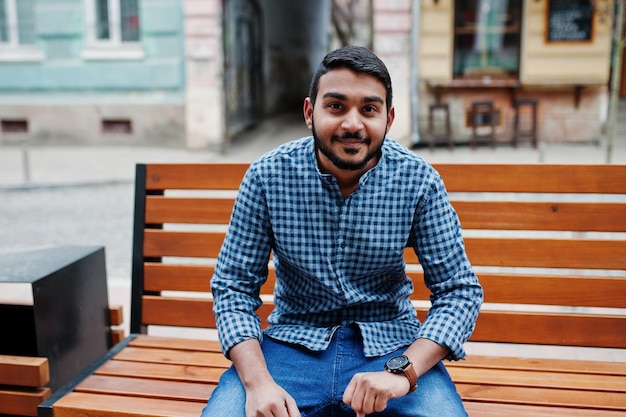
left=385, top=355, right=418, bottom=393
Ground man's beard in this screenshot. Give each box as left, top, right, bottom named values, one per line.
left=312, top=120, right=384, bottom=171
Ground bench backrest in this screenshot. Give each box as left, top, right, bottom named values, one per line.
left=130, top=163, right=626, bottom=349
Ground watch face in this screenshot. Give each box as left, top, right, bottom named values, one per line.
left=386, top=355, right=409, bottom=370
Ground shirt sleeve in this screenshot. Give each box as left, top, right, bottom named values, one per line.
left=411, top=171, right=484, bottom=360
left=210, top=164, right=273, bottom=358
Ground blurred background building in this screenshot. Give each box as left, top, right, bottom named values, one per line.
left=0, top=0, right=620, bottom=149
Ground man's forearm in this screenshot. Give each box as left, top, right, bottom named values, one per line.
left=403, top=338, right=449, bottom=378
left=229, top=338, right=274, bottom=389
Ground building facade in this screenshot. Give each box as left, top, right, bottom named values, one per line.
left=0, top=0, right=616, bottom=148
left=417, top=0, right=614, bottom=145
left=0, top=0, right=186, bottom=146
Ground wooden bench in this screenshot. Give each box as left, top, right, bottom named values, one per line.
left=0, top=355, right=50, bottom=416
left=0, top=306, right=123, bottom=417
left=39, top=163, right=626, bottom=417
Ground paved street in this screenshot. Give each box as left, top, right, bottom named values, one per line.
left=1, top=112, right=625, bottom=362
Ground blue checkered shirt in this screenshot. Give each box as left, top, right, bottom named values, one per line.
left=211, top=137, right=483, bottom=360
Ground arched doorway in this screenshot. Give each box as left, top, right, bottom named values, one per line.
left=223, top=0, right=263, bottom=140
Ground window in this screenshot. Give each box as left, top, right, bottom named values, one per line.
left=0, top=0, right=42, bottom=61
left=453, top=0, right=522, bottom=79
left=83, top=0, right=143, bottom=60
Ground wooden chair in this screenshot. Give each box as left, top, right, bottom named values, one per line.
left=428, top=102, right=453, bottom=150
left=512, top=98, right=539, bottom=148
left=470, top=101, right=497, bottom=149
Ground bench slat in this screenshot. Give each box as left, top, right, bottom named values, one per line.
left=53, top=391, right=204, bottom=417
left=142, top=164, right=626, bottom=194
left=145, top=198, right=626, bottom=233
left=145, top=197, right=234, bottom=225
left=405, top=238, right=626, bottom=270
left=470, top=310, right=626, bottom=348
left=464, top=400, right=626, bottom=417
left=129, top=335, right=222, bottom=353
left=143, top=230, right=224, bottom=258
left=95, top=360, right=224, bottom=384
left=474, top=274, right=626, bottom=309
left=146, top=229, right=626, bottom=270
left=457, top=383, right=625, bottom=411
left=435, top=164, right=626, bottom=194
left=448, top=366, right=626, bottom=392
left=141, top=298, right=626, bottom=349
left=450, top=355, right=626, bottom=376
left=0, top=387, right=51, bottom=416
left=109, top=305, right=124, bottom=326
left=77, top=375, right=214, bottom=403
left=114, top=347, right=230, bottom=368
left=141, top=296, right=273, bottom=329
left=454, top=201, right=626, bottom=232
left=145, top=164, right=248, bottom=191
left=144, top=265, right=624, bottom=310
left=0, top=356, right=49, bottom=387
left=144, top=263, right=214, bottom=292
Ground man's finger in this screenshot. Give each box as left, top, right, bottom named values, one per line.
left=285, top=397, right=301, bottom=417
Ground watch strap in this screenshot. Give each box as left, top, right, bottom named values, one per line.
left=403, top=362, right=418, bottom=393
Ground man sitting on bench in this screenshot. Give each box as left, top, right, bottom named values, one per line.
left=204, top=45, right=483, bottom=417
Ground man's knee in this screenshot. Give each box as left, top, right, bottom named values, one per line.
left=200, top=367, right=246, bottom=417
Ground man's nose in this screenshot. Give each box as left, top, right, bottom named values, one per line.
left=341, top=109, right=363, bottom=131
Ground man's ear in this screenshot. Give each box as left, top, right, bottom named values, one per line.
left=303, top=97, right=313, bottom=130
left=386, top=106, right=395, bottom=132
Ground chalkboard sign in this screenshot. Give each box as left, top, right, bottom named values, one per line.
left=547, top=0, right=594, bottom=42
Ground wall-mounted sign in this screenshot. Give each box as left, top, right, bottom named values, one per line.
left=547, top=0, right=594, bottom=42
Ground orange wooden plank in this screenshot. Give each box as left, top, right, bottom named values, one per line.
left=405, top=238, right=626, bottom=270
left=409, top=272, right=626, bottom=309
left=143, top=230, right=225, bottom=259
left=141, top=296, right=274, bottom=329
left=129, top=335, right=222, bottom=353
left=95, top=359, right=225, bottom=384
left=434, top=164, right=626, bottom=194
left=143, top=263, right=214, bottom=292
left=143, top=263, right=276, bottom=294
left=77, top=375, right=214, bottom=403
left=145, top=197, right=235, bottom=225
left=145, top=164, right=248, bottom=191
left=450, top=355, right=626, bottom=377
left=0, top=355, right=49, bottom=386
left=453, top=201, right=626, bottom=232
left=110, top=329, right=126, bottom=346
left=448, top=366, right=626, bottom=392
left=114, top=347, right=230, bottom=368
left=474, top=274, right=626, bottom=308
left=53, top=392, right=204, bottom=417
left=469, top=310, right=626, bottom=348
left=457, top=383, right=626, bottom=411
left=109, top=305, right=124, bottom=326
left=464, top=401, right=626, bottom=417
left=0, top=387, right=51, bottom=416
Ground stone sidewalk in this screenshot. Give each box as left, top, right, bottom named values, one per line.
left=1, top=112, right=625, bottom=189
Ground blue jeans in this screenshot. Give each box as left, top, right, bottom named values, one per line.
left=201, top=326, right=467, bottom=416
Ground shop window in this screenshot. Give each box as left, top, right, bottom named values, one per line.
left=101, top=119, right=132, bottom=134
left=83, top=0, right=144, bottom=60
left=0, top=0, right=43, bottom=61
left=453, top=0, right=522, bottom=79
left=1, top=119, right=28, bottom=133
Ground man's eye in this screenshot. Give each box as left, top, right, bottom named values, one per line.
left=363, top=105, right=377, bottom=113
left=328, top=103, right=342, bottom=110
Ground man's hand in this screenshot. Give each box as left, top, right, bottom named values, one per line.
left=229, top=339, right=301, bottom=417
left=342, top=371, right=410, bottom=416
left=244, top=381, right=301, bottom=417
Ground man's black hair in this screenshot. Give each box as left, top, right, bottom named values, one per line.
left=308, top=45, right=393, bottom=113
